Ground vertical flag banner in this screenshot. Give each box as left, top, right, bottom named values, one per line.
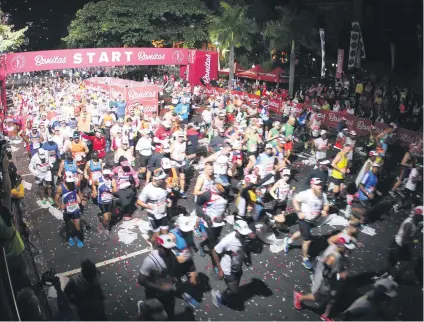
left=348, top=30, right=360, bottom=69
left=390, top=42, right=396, bottom=71
left=336, top=49, right=344, bottom=79
left=319, top=28, right=326, bottom=77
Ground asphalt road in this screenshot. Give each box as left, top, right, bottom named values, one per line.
left=11, top=137, right=423, bottom=321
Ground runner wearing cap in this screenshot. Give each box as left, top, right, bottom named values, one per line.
left=244, top=126, right=262, bottom=175
left=294, top=236, right=355, bottom=321
left=355, top=151, right=380, bottom=187
left=101, top=108, right=116, bottom=152
left=92, top=168, right=117, bottom=237
left=137, top=234, right=177, bottom=319
left=269, top=168, right=293, bottom=233
left=137, top=169, right=171, bottom=244
left=307, top=159, right=330, bottom=189
left=81, top=129, right=107, bottom=159
left=334, top=128, right=349, bottom=150
left=329, top=144, right=352, bottom=204
left=393, top=161, right=421, bottom=212
left=211, top=220, right=253, bottom=309
left=170, top=131, right=188, bottom=198
left=135, top=129, right=154, bottom=179
left=25, top=124, right=44, bottom=156
left=83, top=151, right=103, bottom=186
left=54, top=171, right=84, bottom=248
left=314, top=130, right=329, bottom=161
left=283, top=177, right=330, bottom=269
left=389, top=143, right=419, bottom=197
left=281, top=116, right=296, bottom=160
left=346, top=130, right=357, bottom=165
left=196, top=183, right=228, bottom=260
left=42, top=134, right=60, bottom=182
left=266, top=121, right=282, bottom=147
left=356, top=162, right=383, bottom=223
left=28, top=148, right=54, bottom=205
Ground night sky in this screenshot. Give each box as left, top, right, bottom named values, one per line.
left=1, top=0, right=92, bottom=50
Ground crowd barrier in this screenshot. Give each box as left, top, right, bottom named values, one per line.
left=201, top=86, right=423, bottom=148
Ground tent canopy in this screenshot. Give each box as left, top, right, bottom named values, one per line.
left=258, top=66, right=285, bottom=83
left=237, top=65, right=265, bottom=79
left=219, top=62, right=246, bottom=75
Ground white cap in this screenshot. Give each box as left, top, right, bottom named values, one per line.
left=118, top=118, right=124, bottom=122
left=372, top=162, right=380, bottom=167
left=177, top=215, right=194, bottom=232
left=161, top=157, right=172, bottom=170
left=37, top=148, right=46, bottom=156
left=153, top=169, right=167, bottom=180
left=64, top=171, right=76, bottom=183
left=234, top=220, right=253, bottom=235
left=350, top=130, right=357, bottom=136
left=265, top=143, right=273, bottom=149
left=162, top=121, right=171, bottom=128
left=320, top=130, right=327, bottom=135
left=282, top=168, right=291, bottom=176
left=102, top=169, right=112, bottom=175
left=157, top=234, right=176, bottom=249
left=47, top=134, right=53, bottom=141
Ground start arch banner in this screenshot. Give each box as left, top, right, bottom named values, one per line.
left=1, top=48, right=190, bottom=74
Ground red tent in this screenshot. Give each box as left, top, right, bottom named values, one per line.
left=258, top=66, right=285, bottom=83
left=219, top=62, right=246, bottom=75
left=237, top=65, right=264, bottom=79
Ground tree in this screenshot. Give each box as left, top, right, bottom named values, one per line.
left=0, top=11, right=28, bottom=52
left=63, top=0, right=210, bottom=48
left=208, top=1, right=258, bottom=88
left=264, top=6, right=319, bottom=97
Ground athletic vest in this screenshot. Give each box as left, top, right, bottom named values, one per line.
left=169, top=229, right=191, bottom=262
left=64, top=160, right=78, bottom=174
left=332, top=153, right=348, bottom=179
left=395, top=217, right=417, bottom=246
left=61, top=183, right=79, bottom=214
left=98, top=177, right=113, bottom=204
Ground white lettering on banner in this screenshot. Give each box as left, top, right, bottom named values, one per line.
left=127, top=90, right=156, bottom=101
left=268, top=100, right=279, bottom=108
left=34, top=55, right=66, bottom=66
left=399, top=132, right=419, bottom=144
left=110, top=88, right=122, bottom=98
left=98, top=52, right=109, bottom=63
left=202, top=54, right=211, bottom=84
left=111, top=52, right=121, bottom=62
left=142, top=105, right=158, bottom=113
left=356, top=121, right=384, bottom=134
left=327, top=113, right=353, bottom=126
left=137, top=51, right=165, bottom=61
left=87, top=52, right=95, bottom=64
left=124, top=52, right=133, bottom=61
left=73, top=53, right=82, bottom=64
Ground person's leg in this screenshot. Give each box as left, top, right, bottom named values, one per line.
left=222, top=272, right=242, bottom=305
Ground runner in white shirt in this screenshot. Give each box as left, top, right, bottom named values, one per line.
left=28, top=148, right=53, bottom=205
left=135, top=129, right=154, bottom=178
left=137, top=169, right=171, bottom=243
left=314, top=130, right=329, bottom=161
left=170, top=131, right=188, bottom=198
left=282, top=178, right=330, bottom=270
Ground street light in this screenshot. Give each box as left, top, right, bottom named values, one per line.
left=332, top=63, right=335, bottom=67
left=252, top=64, right=255, bottom=68
left=312, top=58, right=316, bottom=61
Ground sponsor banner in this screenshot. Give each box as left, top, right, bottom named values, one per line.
left=319, top=29, right=326, bottom=77
left=347, top=30, right=360, bottom=69
left=336, top=49, right=344, bottom=79
left=188, top=50, right=218, bottom=86
left=2, top=48, right=189, bottom=74
left=268, top=98, right=282, bottom=114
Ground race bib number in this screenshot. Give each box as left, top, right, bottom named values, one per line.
left=32, top=142, right=40, bottom=149
left=101, top=192, right=113, bottom=202
left=105, top=121, right=112, bottom=127
left=66, top=201, right=79, bottom=213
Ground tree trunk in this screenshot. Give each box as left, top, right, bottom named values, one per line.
left=289, top=39, right=295, bottom=98
left=228, top=42, right=235, bottom=90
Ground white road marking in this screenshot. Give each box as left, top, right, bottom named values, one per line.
left=57, top=248, right=151, bottom=277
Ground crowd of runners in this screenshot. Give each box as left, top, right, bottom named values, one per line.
left=2, top=73, right=423, bottom=321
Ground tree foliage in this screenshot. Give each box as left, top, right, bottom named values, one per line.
left=0, top=11, right=28, bottom=52
left=208, top=1, right=257, bottom=51
left=263, top=6, right=320, bottom=55
left=63, top=0, right=211, bottom=48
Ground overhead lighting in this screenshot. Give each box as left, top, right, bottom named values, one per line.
left=252, top=64, right=255, bottom=68
left=332, top=63, right=335, bottom=67
left=312, top=58, right=316, bottom=61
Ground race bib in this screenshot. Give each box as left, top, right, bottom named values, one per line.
left=92, top=171, right=102, bottom=182
left=105, top=121, right=112, bottom=127
left=101, top=192, right=113, bottom=202
left=66, top=201, right=79, bottom=213
left=32, top=142, right=40, bottom=149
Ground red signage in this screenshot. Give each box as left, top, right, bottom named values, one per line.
left=187, top=50, right=219, bottom=86
left=3, top=48, right=190, bottom=74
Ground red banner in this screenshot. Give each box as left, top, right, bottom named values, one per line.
left=126, top=85, right=158, bottom=116
left=268, top=98, right=282, bottom=113
left=188, top=50, right=219, bottom=86
left=2, top=48, right=190, bottom=74
left=336, top=49, right=344, bottom=79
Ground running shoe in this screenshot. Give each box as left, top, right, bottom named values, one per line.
left=137, top=300, right=145, bottom=316
left=293, top=291, right=302, bottom=310
left=393, top=204, right=400, bottom=213
left=76, top=238, right=84, bottom=248
left=68, top=237, right=76, bottom=247
left=320, top=314, right=334, bottom=322
left=180, top=191, right=188, bottom=199
left=42, top=198, right=47, bottom=205
left=282, top=237, right=291, bottom=254
left=48, top=197, right=54, bottom=205
left=213, top=266, right=220, bottom=278
left=211, top=290, right=222, bottom=309
left=194, top=227, right=203, bottom=238
left=302, top=259, right=313, bottom=270
left=182, top=292, right=199, bottom=308
left=199, top=248, right=206, bottom=257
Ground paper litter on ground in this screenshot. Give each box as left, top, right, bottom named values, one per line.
left=117, top=229, right=138, bottom=245
left=22, top=180, right=32, bottom=190
left=119, top=218, right=143, bottom=230
left=37, top=200, right=51, bottom=209
left=361, top=226, right=377, bottom=236
left=317, top=213, right=349, bottom=227
left=49, top=207, right=63, bottom=220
